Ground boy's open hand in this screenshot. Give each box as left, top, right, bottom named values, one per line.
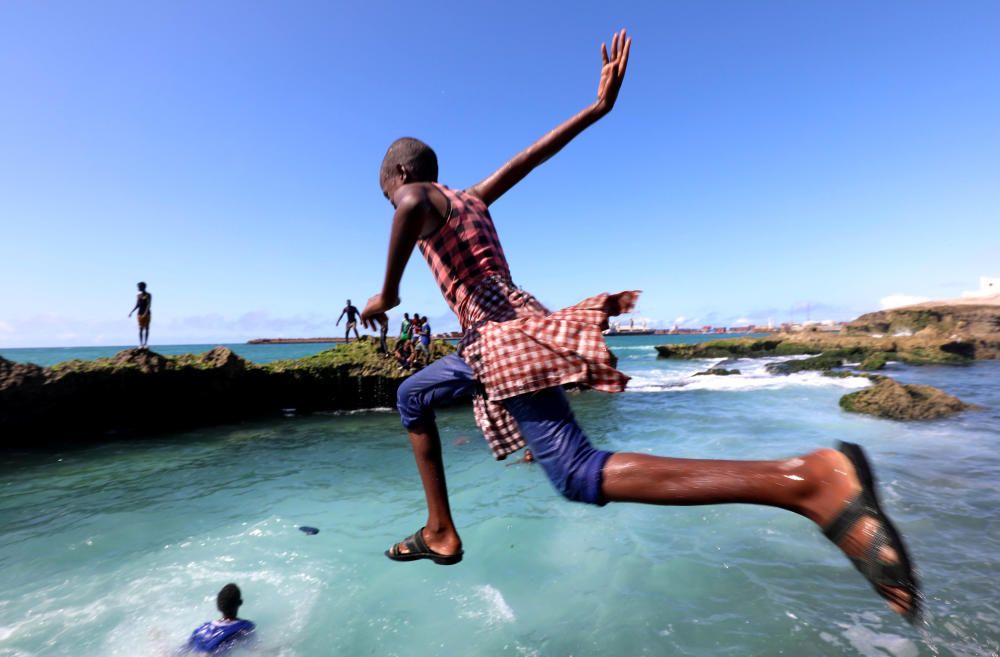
left=361, top=293, right=397, bottom=331
left=596, top=29, right=631, bottom=116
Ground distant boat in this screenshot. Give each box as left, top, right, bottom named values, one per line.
left=603, top=319, right=655, bottom=336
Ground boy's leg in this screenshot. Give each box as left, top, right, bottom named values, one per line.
left=502, top=387, right=915, bottom=618
left=391, top=353, right=478, bottom=557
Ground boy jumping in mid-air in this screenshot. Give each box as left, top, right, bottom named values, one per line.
left=360, top=30, right=920, bottom=623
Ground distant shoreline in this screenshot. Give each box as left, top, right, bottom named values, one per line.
left=247, top=337, right=348, bottom=344
left=246, top=334, right=463, bottom=344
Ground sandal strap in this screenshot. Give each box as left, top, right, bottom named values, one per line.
left=411, top=527, right=431, bottom=553
left=857, top=524, right=909, bottom=587
left=825, top=498, right=911, bottom=589
left=822, top=495, right=871, bottom=544
left=391, top=528, right=429, bottom=557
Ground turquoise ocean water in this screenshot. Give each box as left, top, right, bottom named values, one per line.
left=1, top=336, right=998, bottom=657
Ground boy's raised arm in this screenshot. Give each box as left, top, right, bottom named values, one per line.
left=466, top=29, right=631, bottom=207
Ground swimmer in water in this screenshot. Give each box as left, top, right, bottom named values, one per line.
left=186, top=583, right=255, bottom=654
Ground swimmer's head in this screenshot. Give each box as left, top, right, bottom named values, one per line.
left=217, top=583, right=243, bottom=619
left=137, top=282, right=147, bottom=291
left=346, top=299, right=351, bottom=305
left=380, top=138, right=438, bottom=205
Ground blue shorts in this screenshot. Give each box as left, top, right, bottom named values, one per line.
left=396, top=354, right=613, bottom=505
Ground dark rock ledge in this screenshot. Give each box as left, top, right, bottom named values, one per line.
left=0, top=339, right=454, bottom=448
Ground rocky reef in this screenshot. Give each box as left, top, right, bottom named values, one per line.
left=0, top=339, right=455, bottom=448
left=840, top=377, right=978, bottom=420
left=655, top=329, right=986, bottom=421
left=844, top=299, right=1000, bottom=338
left=655, top=333, right=996, bottom=364
left=693, top=367, right=741, bottom=376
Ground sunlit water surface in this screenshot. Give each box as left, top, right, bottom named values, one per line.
left=1, top=336, right=998, bottom=657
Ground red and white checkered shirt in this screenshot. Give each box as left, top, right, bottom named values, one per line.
left=418, top=183, right=638, bottom=459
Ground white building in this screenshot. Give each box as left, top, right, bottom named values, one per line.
left=962, top=276, right=1000, bottom=299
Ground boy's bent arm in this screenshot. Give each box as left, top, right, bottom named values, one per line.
left=361, top=186, right=435, bottom=328
left=466, top=29, right=631, bottom=207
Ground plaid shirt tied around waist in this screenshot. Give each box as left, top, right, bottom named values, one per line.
left=418, top=184, right=639, bottom=459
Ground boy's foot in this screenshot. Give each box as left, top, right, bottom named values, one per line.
left=386, top=527, right=463, bottom=565
left=804, top=444, right=921, bottom=623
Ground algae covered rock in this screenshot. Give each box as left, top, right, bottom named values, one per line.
left=0, top=339, right=456, bottom=447
left=858, top=353, right=888, bottom=371
left=839, top=378, right=975, bottom=420
left=766, top=353, right=844, bottom=375
left=693, top=368, right=741, bottom=376
left=655, top=332, right=984, bottom=364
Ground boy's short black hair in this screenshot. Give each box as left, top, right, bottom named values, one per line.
left=380, top=138, right=438, bottom=185
left=217, top=583, right=242, bottom=618
left=137, top=281, right=147, bottom=290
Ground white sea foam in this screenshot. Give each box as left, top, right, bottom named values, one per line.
left=456, top=585, right=516, bottom=626
left=317, top=407, right=395, bottom=416
left=838, top=618, right=919, bottom=657
left=624, top=357, right=872, bottom=393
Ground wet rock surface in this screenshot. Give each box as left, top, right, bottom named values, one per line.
left=655, top=334, right=996, bottom=364
left=839, top=377, right=978, bottom=420
left=654, top=330, right=982, bottom=421
left=0, top=339, right=455, bottom=448
left=692, top=368, right=741, bottom=376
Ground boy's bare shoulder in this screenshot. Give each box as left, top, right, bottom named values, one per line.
left=392, top=182, right=434, bottom=207
left=393, top=183, right=449, bottom=223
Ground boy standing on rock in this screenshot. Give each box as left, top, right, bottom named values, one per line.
left=127, top=281, right=152, bottom=349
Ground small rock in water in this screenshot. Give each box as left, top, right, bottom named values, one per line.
left=299, top=526, right=319, bottom=535
left=839, top=377, right=978, bottom=420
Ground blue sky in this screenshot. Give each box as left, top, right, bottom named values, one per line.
left=1, top=1, right=998, bottom=347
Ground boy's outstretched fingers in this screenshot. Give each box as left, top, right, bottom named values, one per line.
left=361, top=293, right=395, bottom=330
left=597, top=29, right=632, bottom=113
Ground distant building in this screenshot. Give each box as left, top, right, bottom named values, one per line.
left=962, top=276, right=1000, bottom=299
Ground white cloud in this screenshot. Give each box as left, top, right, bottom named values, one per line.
left=733, top=317, right=752, bottom=325
left=880, top=294, right=930, bottom=310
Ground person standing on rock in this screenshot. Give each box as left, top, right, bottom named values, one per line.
left=336, top=299, right=361, bottom=343
left=359, top=29, right=920, bottom=624
left=399, top=312, right=412, bottom=344
left=127, top=281, right=152, bottom=349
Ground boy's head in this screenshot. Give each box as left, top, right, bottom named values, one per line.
left=380, top=138, right=438, bottom=202
left=137, top=282, right=147, bottom=291
left=404, top=313, right=410, bottom=320
left=217, top=583, right=242, bottom=619
left=346, top=299, right=351, bottom=306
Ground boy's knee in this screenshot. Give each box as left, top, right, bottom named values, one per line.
left=396, top=378, right=431, bottom=429
left=539, top=449, right=612, bottom=506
